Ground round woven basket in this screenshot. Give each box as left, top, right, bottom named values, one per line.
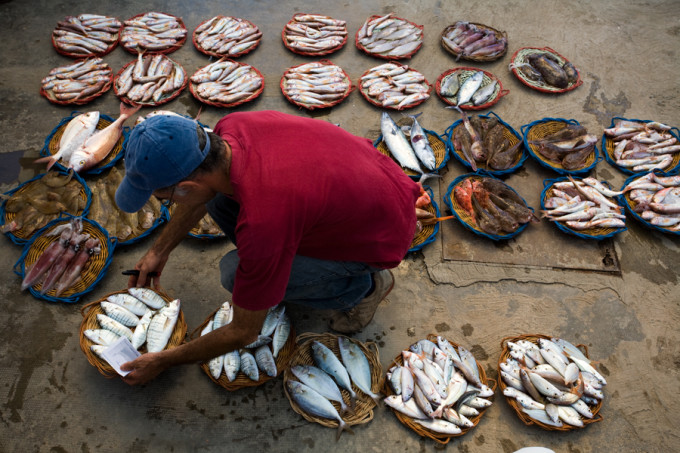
left=540, top=177, right=626, bottom=240
left=445, top=112, right=525, bottom=175
left=283, top=332, right=382, bottom=430
left=435, top=67, right=509, bottom=110
left=40, top=60, right=112, bottom=106
left=191, top=307, right=297, bottom=390
left=359, top=64, right=431, bottom=110
left=409, top=188, right=440, bottom=253
left=510, top=47, right=582, bottom=94
left=114, top=56, right=187, bottom=107
left=383, top=334, right=496, bottom=445
left=189, top=62, right=264, bottom=108
left=355, top=15, right=423, bottom=60
left=498, top=333, right=604, bottom=431
left=620, top=172, right=680, bottom=236
left=280, top=60, right=353, bottom=110
left=17, top=217, right=114, bottom=303
left=281, top=14, right=348, bottom=57
left=440, top=22, right=508, bottom=62
left=51, top=17, right=121, bottom=58
left=2, top=171, right=91, bottom=245
left=193, top=16, right=262, bottom=58
left=120, top=12, right=187, bottom=54
left=79, top=288, right=186, bottom=378
left=375, top=128, right=448, bottom=177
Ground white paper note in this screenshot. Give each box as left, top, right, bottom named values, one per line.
left=100, top=336, right=142, bottom=376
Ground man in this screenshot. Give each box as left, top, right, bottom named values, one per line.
left=115, top=111, right=420, bottom=385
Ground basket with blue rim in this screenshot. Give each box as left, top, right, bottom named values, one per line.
left=522, top=118, right=600, bottom=175
left=409, top=186, right=439, bottom=253
left=444, top=111, right=526, bottom=175
left=601, top=117, right=680, bottom=176
left=13, top=215, right=115, bottom=303
left=540, top=176, right=627, bottom=240
left=619, top=170, right=680, bottom=235
left=444, top=172, right=537, bottom=240
left=1, top=169, right=91, bottom=246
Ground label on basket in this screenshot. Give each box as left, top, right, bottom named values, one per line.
left=100, top=337, right=141, bottom=376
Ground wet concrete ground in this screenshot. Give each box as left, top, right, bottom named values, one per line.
left=1, top=1, right=679, bottom=452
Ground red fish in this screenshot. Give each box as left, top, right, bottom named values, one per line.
left=454, top=179, right=474, bottom=217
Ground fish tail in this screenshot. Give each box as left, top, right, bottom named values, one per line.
left=120, top=101, right=142, bottom=118
left=34, top=155, right=58, bottom=170
left=335, top=419, right=354, bottom=441
left=417, top=173, right=441, bottom=185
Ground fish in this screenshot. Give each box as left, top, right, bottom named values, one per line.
left=384, top=394, right=428, bottom=419
left=527, top=53, right=569, bottom=88
left=271, top=314, right=291, bottom=358
left=414, top=418, right=463, bottom=435
left=100, top=300, right=139, bottom=327
left=286, top=380, right=354, bottom=440
left=35, top=112, right=100, bottom=170
left=239, top=349, right=259, bottom=381
left=21, top=225, right=73, bottom=291
left=131, top=310, right=153, bottom=349
left=96, top=314, right=134, bottom=341
left=407, top=113, right=436, bottom=171
left=311, top=341, right=358, bottom=408
left=84, top=328, right=120, bottom=346
left=439, top=73, right=459, bottom=98
left=452, top=122, right=477, bottom=171
left=261, top=304, right=285, bottom=336
left=338, top=337, right=381, bottom=404
left=453, top=107, right=487, bottom=162
left=472, top=80, right=497, bottom=106
left=254, top=345, right=277, bottom=377
left=223, top=350, right=241, bottom=381
left=146, top=299, right=181, bottom=353
left=380, top=112, right=422, bottom=172
left=106, top=292, right=150, bottom=317
left=128, top=287, right=166, bottom=310
left=68, top=102, right=141, bottom=172
left=456, top=71, right=484, bottom=106
left=291, top=365, right=351, bottom=415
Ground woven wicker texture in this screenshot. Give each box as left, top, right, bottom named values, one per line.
left=355, top=15, right=423, bottom=60
left=2, top=171, right=90, bottom=245
left=193, top=16, right=262, bottom=58
left=114, top=56, right=187, bottom=107
left=280, top=60, right=353, bottom=110
left=192, top=307, right=297, bottom=390
left=79, top=288, right=186, bottom=378
left=510, top=47, right=582, bottom=93
left=18, top=217, right=113, bottom=302
left=440, top=22, right=508, bottom=62
left=189, top=61, right=264, bottom=108
left=498, top=333, right=604, bottom=431
left=283, top=332, right=382, bottom=430
left=40, top=60, right=112, bottom=106
left=523, top=118, right=599, bottom=175
left=383, top=334, right=496, bottom=445
left=540, top=177, right=626, bottom=240
left=358, top=64, right=431, bottom=110
left=435, top=67, right=509, bottom=110
left=409, top=188, right=439, bottom=253
left=120, top=12, right=187, bottom=54
left=281, top=14, right=348, bottom=57
left=620, top=172, right=680, bottom=236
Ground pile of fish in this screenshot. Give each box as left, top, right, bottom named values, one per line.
left=441, top=21, right=507, bottom=60
left=380, top=112, right=437, bottom=175
left=356, top=13, right=423, bottom=58
left=439, top=70, right=498, bottom=108
left=384, top=337, right=494, bottom=436
left=500, top=336, right=606, bottom=428
left=511, top=52, right=579, bottom=89
left=282, top=62, right=350, bottom=108
left=451, top=108, right=521, bottom=171
left=2, top=172, right=86, bottom=237
left=203, top=302, right=291, bottom=383
left=605, top=119, right=679, bottom=172
left=37, top=103, right=139, bottom=173
left=623, top=172, right=680, bottom=230
left=116, top=53, right=186, bottom=104
left=121, top=12, right=187, bottom=52
left=88, top=166, right=163, bottom=242
left=528, top=122, right=598, bottom=171
left=52, top=14, right=122, bottom=56
left=86, top=289, right=181, bottom=355
left=190, top=59, right=262, bottom=105
left=194, top=16, right=262, bottom=56
left=287, top=337, right=379, bottom=439
left=20, top=217, right=100, bottom=297
left=283, top=14, right=347, bottom=54
left=41, top=58, right=112, bottom=102
left=361, top=63, right=430, bottom=109
left=543, top=177, right=625, bottom=231
left=454, top=177, right=538, bottom=235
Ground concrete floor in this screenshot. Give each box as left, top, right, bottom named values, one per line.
left=1, top=0, right=679, bottom=452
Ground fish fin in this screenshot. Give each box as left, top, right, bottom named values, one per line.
left=335, top=420, right=354, bottom=441
left=417, top=173, right=441, bottom=185
left=34, top=155, right=59, bottom=170
left=120, top=101, right=142, bottom=117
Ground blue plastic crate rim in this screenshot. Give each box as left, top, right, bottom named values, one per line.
left=443, top=110, right=527, bottom=176
left=373, top=127, right=450, bottom=177
left=521, top=117, right=601, bottom=176
left=409, top=185, right=440, bottom=253
left=619, top=170, right=680, bottom=236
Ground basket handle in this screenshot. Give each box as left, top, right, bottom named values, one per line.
left=80, top=300, right=101, bottom=318
left=497, top=89, right=510, bottom=99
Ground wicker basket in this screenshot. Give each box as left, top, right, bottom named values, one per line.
left=355, top=15, right=423, bottom=60
left=51, top=16, right=121, bottom=58
left=522, top=118, right=600, bottom=175
left=191, top=306, right=297, bottom=390
left=120, top=12, right=187, bottom=54
left=79, top=288, right=186, bottom=378
left=444, top=111, right=526, bottom=175
left=280, top=60, right=353, bottom=110
left=510, top=47, right=582, bottom=94
left=359, top=63, right=431, bottom=110
left=620, top=172, right=680, bottom=236
left=383, top=334, right=496, bottom=445
left=440, top=22, right=508, bottom=62
left=282, top=14, right=348, bottom=57
left=15, top=216, right=115, bottom=303
left=498, top=333, right=604, bottom=431
left=189, top=61, right=264, bottom=108
left=40, top=59, right=112, bottom=106
left=435, top=67, right=509, bottom=110
left=540, top=177, right=626, bottom=240
left=114, top=56, right=187, bottom=107
left=283, top=332, right=382, bottom=430
left=375, top=125, right=448, bottom=178
left=193, top=16, right=262, bottom=58
left=409, top=187, right=440, bottom=253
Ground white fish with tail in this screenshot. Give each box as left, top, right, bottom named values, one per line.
left=68, top=102, right=141, bottom=172
left=380, top=112, right=422, bottom=173
left=146, top=299, right=180, bottom=353
left=271, top=313, right=291, bottom=358
left=131, top=310, right=153, bottom=349
left=291, top=365, right=351, bottom=415
left=260, top=304, right=285, bottom=337
left=96, top=314, right=134, bottom=341
left=286, top=380, right=354, bottom=440
left=107, top=293, right=150, bottom=317
left=338, top=336, right=381, bottom=404
left=456, top=71, right=484, bottom=106
left=239, top=349, right=259, bottom=381
left=128, top=287, right=166, bottom=310
left=407, top=113, right=437, bottom=171
left=35, top=111, right=99, bottom=170
left=311, top=340, right=357, bottom=408
left=100, top=301, right=140, bottom=327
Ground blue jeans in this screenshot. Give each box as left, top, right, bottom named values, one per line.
left=206, top=194, right=379, bottom=310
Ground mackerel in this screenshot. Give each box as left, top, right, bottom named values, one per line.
left=291, top=365, right=351, bottom=415
left=287, top=380, right=354, bottom=440
left=311, top=341, right=357, bottom=408
left=338, top=337, right=380, bottom=403
left=380, top=112, right=422, bottom=173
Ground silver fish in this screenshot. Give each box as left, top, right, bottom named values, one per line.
left=407, top=113, right=436, bottom=171
left=439, top=73, right=460, bottom=98
left=97, top=314, right=134, bottom=341
left=287, top=380, right=353, bottom=440
left=146, top=299, right=180, bottom=353
left=131, top=310, right=153, bottom=350
left=100, top=301, right=140, bottom=327
left=239, top=349, right=259, bottom=381
left=414, top=418, right=462, bottom=435
left=261, top=304, right=285, bottom=337
left=107, top=293, right=150, bottom=317
left=223, top=350, right=241, bottom=381
left=338, top=337, right=380, bottom=403
left=254, top=345, right=277, bottom=377
left=291, top=365, right=350, bottom=415
left=84, top=328, right=120, bottom=346
left=384, top=394, right=427, bottom=419
left=128, top=287, right=166, bottom=310
left=381, top=112, right=422, bottom=173
left=456, top=71, right=484, bottom=106
left=271, top=314, right=291, bottom=358
left=472, top=80, right=497, bottom=106
left=311, top=341, right=357, bottom=407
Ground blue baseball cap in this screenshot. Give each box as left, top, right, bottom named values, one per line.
left=115, top=115, right=211, bottom=213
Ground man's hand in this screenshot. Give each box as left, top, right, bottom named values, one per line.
left=128, top=249, right=168, bottom=289
left=120, top=352, right=168, bottom=386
